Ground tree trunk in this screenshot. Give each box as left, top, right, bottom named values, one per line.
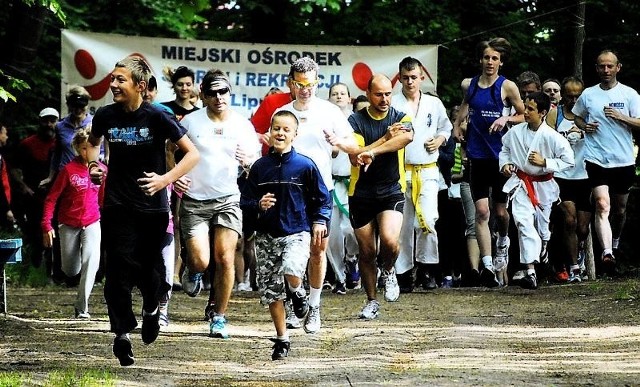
left=573, top=0, right=586, bottom=79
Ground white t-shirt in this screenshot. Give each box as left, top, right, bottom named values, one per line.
left=554, top=106, right=587, bottom=180
left=181, top=108, right=260, bottom=200
left=275, top=98, right=353, bottom=190
left=572, top=82, right=640, bottom=168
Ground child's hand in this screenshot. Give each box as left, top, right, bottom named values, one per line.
left=528, top=151, right=545, bottom=167
left=137, top=172, right=167, bottom=196
left=260, top=193, right=276, bottom=211
left=311, top=223, right=327, bottom=247
left=501, top=163, right=516, bottom=177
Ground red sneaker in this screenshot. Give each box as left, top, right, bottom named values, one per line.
left=555, top=268, right=569, bottom=282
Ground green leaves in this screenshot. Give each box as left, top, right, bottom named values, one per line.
left=0, top=69, right=31, bottom=104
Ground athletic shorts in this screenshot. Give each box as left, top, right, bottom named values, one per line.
left=254, top=231, right=310, bottom=305
left=585, top=162, right=635, bottom=195
left=556, top=177, right=592, bottom=212
left=179, top=194, right=242, bottom=239
left=348, top=192, right=405, bottom=230
left=469, top=158, right=508, bottom=204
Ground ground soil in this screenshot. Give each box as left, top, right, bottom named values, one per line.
left=2, top=278, right=640, bottom=386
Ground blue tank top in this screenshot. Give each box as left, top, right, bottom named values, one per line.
left=466, top=75, right=507, bottom=159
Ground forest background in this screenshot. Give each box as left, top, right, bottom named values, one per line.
left=1, top=0, right=639, bottom=135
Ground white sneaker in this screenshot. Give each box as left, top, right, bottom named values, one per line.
left=493, top=254, right=508, bottom=272
left=512, top=269, right=526, bottom=281
left=236, top=281, right=252, bottom=292
left=358, top=300, right=380, bottom=320
left=284, top=300, right=301, bottom=329
left=182, top=267, right=203, bottom=298
left=303, top=306, right=321, bottom=334
left=383, top=269, right=400, bottom=302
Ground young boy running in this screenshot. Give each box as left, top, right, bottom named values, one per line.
left=240, top=110, right=331, bottom=360
left=499, top=92, right=574, bottom=289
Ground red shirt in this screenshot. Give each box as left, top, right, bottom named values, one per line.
left=250, top=93, right=293, bottom=155
left=41, top=157, right=106, bottom=231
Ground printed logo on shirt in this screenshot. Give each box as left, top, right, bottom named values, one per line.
left=70, top=174, right=89, bottom=190
left=214, top=127, right=223, bottom=135
left=108, top=126, right=153, bottom=145
left=479, top=109, right=501, bottom=119
left=608, top=102, right=625, bottom=109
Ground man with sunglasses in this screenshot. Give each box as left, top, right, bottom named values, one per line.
left=274, top=57, right=357, bottom=334
left=179, top=69, right=261, bottom=339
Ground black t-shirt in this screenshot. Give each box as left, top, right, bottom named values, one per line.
left=92, top=102, right=187, bottom=212
left=348, top=107, right=407, bottom=198
left=159, top=101, right=198, bottom=122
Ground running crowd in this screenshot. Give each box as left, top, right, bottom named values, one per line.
left=1, top=37, right=639, bottom=364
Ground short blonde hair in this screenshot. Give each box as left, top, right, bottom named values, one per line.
left=71, top=126, right=91, bottom=155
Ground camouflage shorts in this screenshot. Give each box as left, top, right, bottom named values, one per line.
left=254, top=231, right=310, bottom=305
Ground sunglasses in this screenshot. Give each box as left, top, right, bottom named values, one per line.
left=291, top=80, right=319, bottom=90
left=204, top=87, right=230, bottom=98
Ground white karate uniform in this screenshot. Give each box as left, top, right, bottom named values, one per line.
left=327, top=150, right=359, bottom=283
left=392, top=93, right=452, bottom=273
left=499, top=121, right=574, bottom=264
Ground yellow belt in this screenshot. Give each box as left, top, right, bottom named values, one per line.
left=406, top=162, right=437, bottom=233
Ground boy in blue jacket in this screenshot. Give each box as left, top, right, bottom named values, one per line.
left=240, top=110, right=331, bottom=360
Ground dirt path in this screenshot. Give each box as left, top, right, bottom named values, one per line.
left=2, top=279, right=640, bottom=386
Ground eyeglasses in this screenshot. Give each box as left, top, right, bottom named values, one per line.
left=291, top=80, right=319, bottom=90
left=204, top=88, right=230, bottom=98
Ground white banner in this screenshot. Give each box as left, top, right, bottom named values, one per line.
left=61, top=30, right=438, bottom=118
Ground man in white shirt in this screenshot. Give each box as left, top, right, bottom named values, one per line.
left=180, top=69, right=261, bottom=339
left=572, top=50, right=640, bottom=273
left=275, top=57, right=357, bottom=333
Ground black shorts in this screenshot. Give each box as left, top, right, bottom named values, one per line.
left=469, top=158, right=508, bottom=204
left=349, top=193, right=405, bottom=230
left=556, top=177, right=592, bottom=212
left=585, top=162, right=635, bottom=195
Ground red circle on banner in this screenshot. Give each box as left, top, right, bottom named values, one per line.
left=74, top=49, right=97, bottom=79
left=352, top=62, right=373, bottom=91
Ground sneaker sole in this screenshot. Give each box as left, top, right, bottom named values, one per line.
left=481, top=270, right=500, bottom=288
left=303, top=326, right=320, bottom=334
left=209, top=332, right=230, bottom=339
left=184, top=285, right=202, bottom=298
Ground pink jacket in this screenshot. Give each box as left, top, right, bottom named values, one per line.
left=41, top=157, right=106, bottom=232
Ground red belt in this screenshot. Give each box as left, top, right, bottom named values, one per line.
left=515, top=170, right=553, bottom=207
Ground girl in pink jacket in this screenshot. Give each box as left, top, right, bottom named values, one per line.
left=42, top=127, right=106, bottom=318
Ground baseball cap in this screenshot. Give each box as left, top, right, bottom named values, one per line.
left=39, top=107, right=60, bottom=119
left=66, top=94, right=90, bottom=108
